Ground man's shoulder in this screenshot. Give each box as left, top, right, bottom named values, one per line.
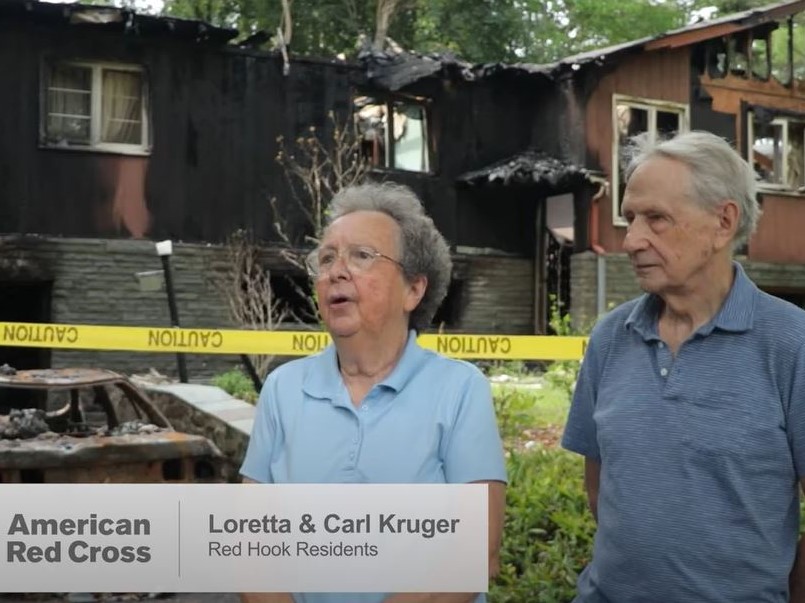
left=590, top=296, right=644, bottom=339
left=752, top=289, right=805, bottom=344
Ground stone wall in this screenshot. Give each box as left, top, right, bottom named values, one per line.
left=140, top=382, right=254, bottom=483
left=570, top=252, right=639, bottom=329
left=571, top=251, right=805, bottom=330
left=458, top=254, right=535, bottom=334
left=1, top=239, right=539, bottom=382
left=2, top=237, right=240, bottom=379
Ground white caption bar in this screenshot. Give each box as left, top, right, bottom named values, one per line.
left=0, top=484, right=487, bottom=593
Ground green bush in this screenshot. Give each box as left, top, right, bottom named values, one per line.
left=486, top=360, right=530, bottom=379
left=491, top=449, right=595, bottom=603
left=493, top=388, right=542, bottom=443
left=211, top=369, right=258, bottom=404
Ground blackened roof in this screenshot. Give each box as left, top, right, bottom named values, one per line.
left=361, top=0, right=805, bottom=88
left=458, top=151, right=597, bottom=192
left=552, top=0, right=805, bottom=69
left=3, top=1, right=237, bottom=44
left=359, top=47, right=553, bottom=91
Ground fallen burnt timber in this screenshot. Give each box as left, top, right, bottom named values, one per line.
left=0, top=368, right=224, bottom=483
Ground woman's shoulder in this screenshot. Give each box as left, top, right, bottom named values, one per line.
left=419, top=348, right=487, bottom=384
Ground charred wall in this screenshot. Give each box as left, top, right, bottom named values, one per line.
left=0, top=17, right=358, bottom=243
left=392, top=73, right=565, bottom=255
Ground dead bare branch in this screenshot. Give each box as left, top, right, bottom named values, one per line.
left=212, top=230, right=289, bottom=378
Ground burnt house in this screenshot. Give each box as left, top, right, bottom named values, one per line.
left=549, top=0, right=805, bottom=325
left=0, top=1, right=589, bottom=377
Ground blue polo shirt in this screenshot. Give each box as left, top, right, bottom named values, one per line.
left=241, top=331, right=507, bottom=603
left=562, top=263, right=805, bottom=603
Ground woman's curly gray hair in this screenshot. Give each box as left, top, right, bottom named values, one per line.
left=326, top=182, right=453, bottom=332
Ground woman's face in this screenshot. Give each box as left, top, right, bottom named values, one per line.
left=314, top=210, right=426, bottom=341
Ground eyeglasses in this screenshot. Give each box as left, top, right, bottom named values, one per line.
left=305, top=244, right=404, bottom=278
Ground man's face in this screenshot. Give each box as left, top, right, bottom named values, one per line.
left=621, top=156, right=724, bottom=296
left=314, top=210, right=424, bottom=340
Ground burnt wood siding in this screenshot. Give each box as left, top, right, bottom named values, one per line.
left=0, top=20, right=358, bottom=243
left=0, top=17, right=567, bottom=260
left=395, top=75, right=566, bottom=256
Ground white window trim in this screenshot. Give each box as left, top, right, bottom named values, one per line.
left=611, top=94, right=689, bottom=226
left=41, top=60, right=150, bottom=156
left=747, top=112, right=805, bottom=193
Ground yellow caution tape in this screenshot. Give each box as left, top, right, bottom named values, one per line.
left=0, top=322, right=587, bottom=361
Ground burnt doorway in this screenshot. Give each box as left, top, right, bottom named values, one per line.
left=0, top=281, right=53, bottom=370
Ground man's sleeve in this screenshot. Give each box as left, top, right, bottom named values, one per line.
left=561, top=331, right=603, bottom=461
left=239, top=376, right=278, bottom=483
left=442, top=368, right=508, bottom=484
left=786, top=341, right=805, bottom=477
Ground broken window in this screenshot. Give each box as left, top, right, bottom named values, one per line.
left=728, top=34, right=749, bottom=76
left=771, top=25, right=792, bottom=85
left=42, top=61, right=149, bottom=154
left=748, top=112, right=805, bottom=191
left=751, top=35, right=771, bottom=80
left=354, top=95, right=431, bottom=173
left=611, top=96, right=689, bottom=224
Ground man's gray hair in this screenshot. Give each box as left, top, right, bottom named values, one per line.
left=327, top=182, right=452, bottom=332
left=624, top=130, right=761, bottom=246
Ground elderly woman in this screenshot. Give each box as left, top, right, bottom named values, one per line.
left=240, top=182, right=507, bottom=603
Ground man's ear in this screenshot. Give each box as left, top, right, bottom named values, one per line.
left=715, top=200, right=740, bottom=250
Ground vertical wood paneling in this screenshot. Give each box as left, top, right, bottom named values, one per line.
left=584, top=48, right=691, bottom=253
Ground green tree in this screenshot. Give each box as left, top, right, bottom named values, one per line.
left=161, top=0, right=697, bottom=63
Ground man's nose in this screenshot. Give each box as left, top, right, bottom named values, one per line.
left=622, top=222, right=649, bottom=254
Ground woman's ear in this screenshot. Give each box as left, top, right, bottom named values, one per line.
left=404, top=275, right=428, bottom=312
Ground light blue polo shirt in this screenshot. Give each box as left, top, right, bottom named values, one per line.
left=241, top=331, right=507, bottom=603
left=562, top=263, right=805, bottom=602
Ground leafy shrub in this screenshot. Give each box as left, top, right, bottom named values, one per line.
left=493, top=388, right=543, bottom=443
left=490, top=449, right=595, bottom=603
left=544, top=296, right=588, bottom=400
left=211, top=369, right=258, bottom=404
left=487, top=360, right=530, bottom=379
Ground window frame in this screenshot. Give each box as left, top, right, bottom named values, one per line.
left=747, top=111, right=805, bottom=193
left=40, top=60, right=150, bottom=156
left=611, top=94, right=689, bottom=226
left=353, top=92, right=433, bottom=175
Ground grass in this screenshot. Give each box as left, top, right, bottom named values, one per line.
left=492, top=381, right=571, bottom=447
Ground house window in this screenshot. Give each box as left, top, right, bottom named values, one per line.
left=42, top=62, right=149, bottom=154
left=611, top=95, right=689, bottom=225
left=748, top=112, right=805, bottom=191
left=354, top=95, right=431, bottom=173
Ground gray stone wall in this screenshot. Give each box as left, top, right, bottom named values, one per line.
left=141, top=382, right=253, bottom=483
left=570, top=252, right=639, bottom=330
left=4, top=237, right=241, bottom=379
left=1, top=239, right=538, bottom=382
left=571, top=251, right=805, bottom=331
left=458, top=255, right=535, bottom=334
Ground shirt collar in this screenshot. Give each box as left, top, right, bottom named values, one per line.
left=302, top=330, right=428, bottom=401
left=624, top=261, right=756, bottom=341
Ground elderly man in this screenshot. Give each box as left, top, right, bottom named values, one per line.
left=562, top=130, right=805, bottom=602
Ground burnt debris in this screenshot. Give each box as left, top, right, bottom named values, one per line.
left=0, top=408, right=50, bottom=439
